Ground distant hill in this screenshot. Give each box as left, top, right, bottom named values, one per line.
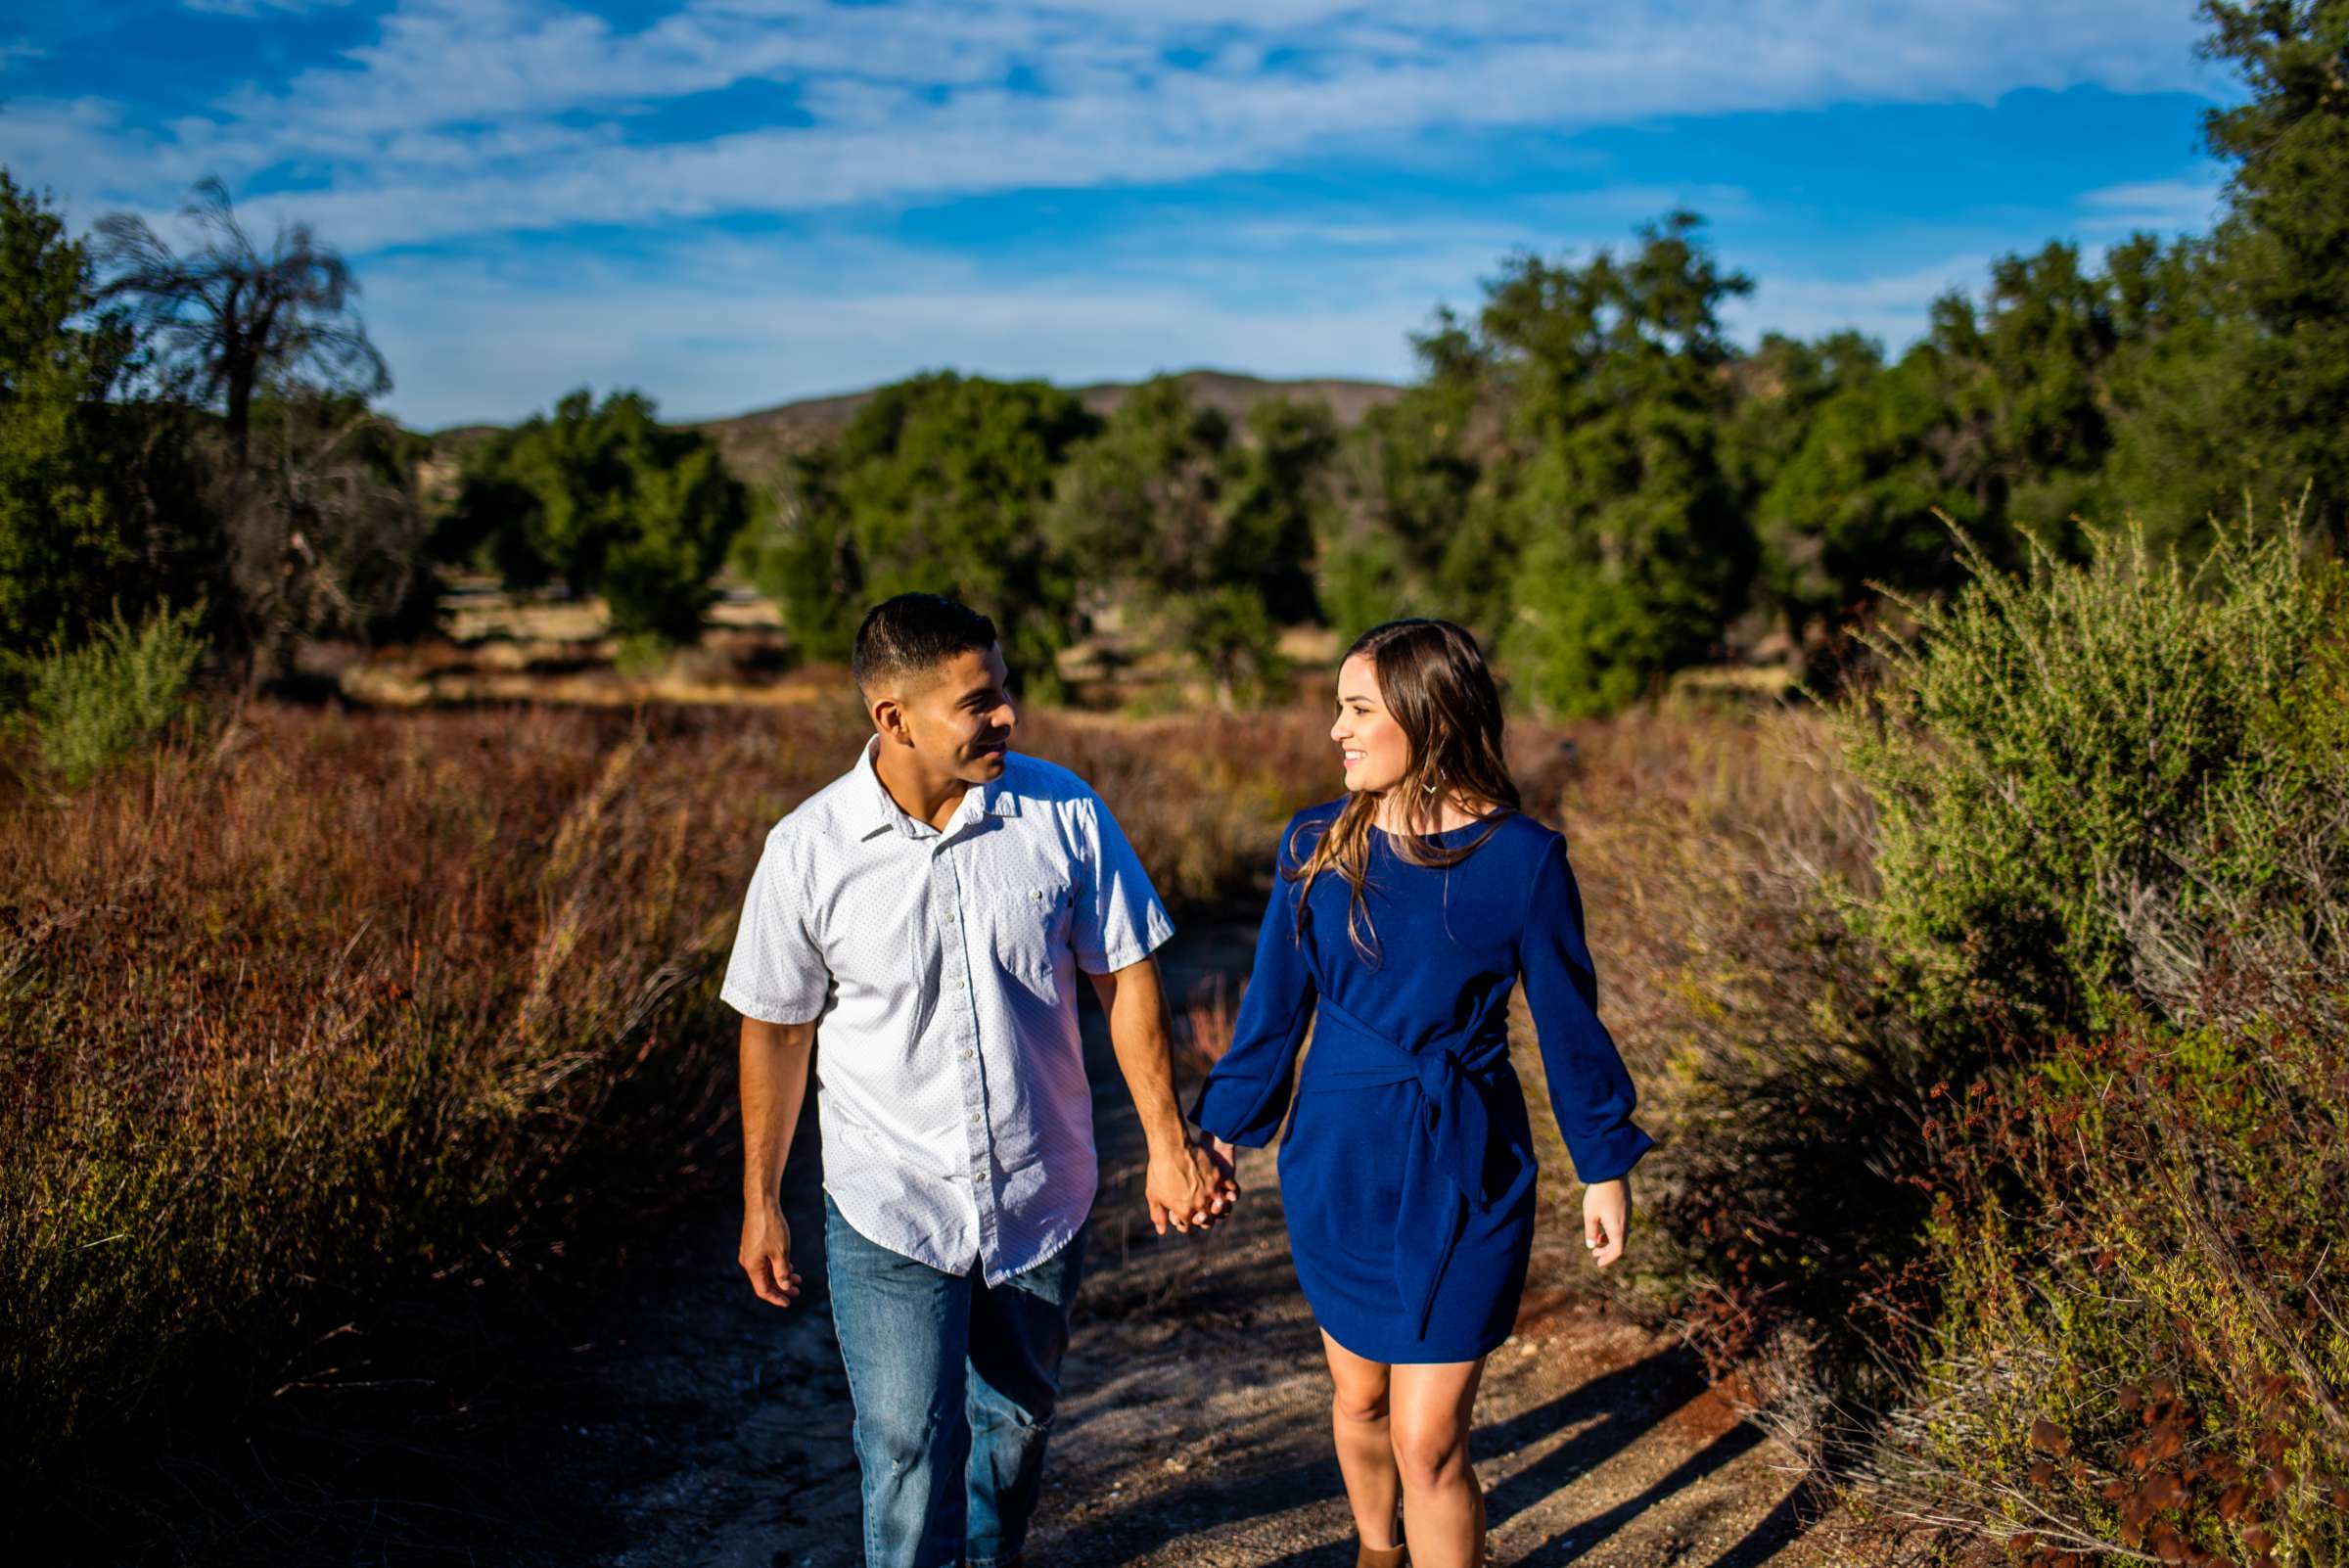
left=424, top=368, right=1403, bottom=492
left=684, top=369, right=1403, bottom=489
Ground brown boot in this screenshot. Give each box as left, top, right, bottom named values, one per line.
left=1357, top=1498, right=1407, bottom=1566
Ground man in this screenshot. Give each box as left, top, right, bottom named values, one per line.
left=723, top=591, right=1237, bottom=1568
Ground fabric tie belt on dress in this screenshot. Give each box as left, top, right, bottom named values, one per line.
left=1298, top=994, right=1513, bottom=1342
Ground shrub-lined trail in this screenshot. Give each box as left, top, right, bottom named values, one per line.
left=476, top=928, right=1827, bottom=1568
left=11, top=702, right=1842, bottom=1567
left=527, top=1164, right=1822, bottom=1568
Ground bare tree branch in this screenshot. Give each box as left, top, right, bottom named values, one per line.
left=93, top=177, right=390, bottom=468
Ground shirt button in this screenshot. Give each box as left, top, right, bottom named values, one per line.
left=968, top=1113, right=981, bottom=1126
left=961, top=1049, right=975, bottom=1061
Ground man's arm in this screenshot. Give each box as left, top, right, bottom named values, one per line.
left=739, top=1015, right=816, bottom=1307
left=1088, top=957, right=1239, bottom=1235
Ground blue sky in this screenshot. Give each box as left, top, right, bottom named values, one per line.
left=2, top=1, right=2237, bottom=431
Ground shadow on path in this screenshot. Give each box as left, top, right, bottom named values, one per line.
left=1052, top=1339, right=1694, bottom=1565
left=1709, top=1473, right=1821, bottom=1568
left=1518, top=1416, right=1766, bottom=1563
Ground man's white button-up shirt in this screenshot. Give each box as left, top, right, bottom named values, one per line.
left=719, top=738, right=1175, bottom=1284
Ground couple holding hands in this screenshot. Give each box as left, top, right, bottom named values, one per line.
left=723, top=593, right=1652, bottom=1568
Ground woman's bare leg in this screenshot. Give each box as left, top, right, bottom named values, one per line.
left=1319, top=1329, right=1403, bottom=1550
left=1389, top=1356, right=1488, bottom=1568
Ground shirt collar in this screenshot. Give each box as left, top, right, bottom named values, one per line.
left=853, top=735, right=1020, bottom=841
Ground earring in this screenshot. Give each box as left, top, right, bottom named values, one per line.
left=1421, top=769, right=1441, bottom=795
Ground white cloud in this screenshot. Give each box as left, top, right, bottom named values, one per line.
left=11, top=1, right=2234, bottom=425
left=359, top=205, right=2013, bottom=429
left=4, top=0, right=2223, bottom=252
left=2078, top=170, right=2227, bottom=233
left=1726, top=254, right=1998, bottom=352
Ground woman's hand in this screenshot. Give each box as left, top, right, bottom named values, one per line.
left=1583, top=1176, right=1631, bottom=1269
left=1145, top=1137, right=1238, bottom=1234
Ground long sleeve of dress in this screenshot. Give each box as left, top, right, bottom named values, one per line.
left=1519, top=834, right=1655, bottom=1183
left=1188, top=816, right=1320, bottom=1147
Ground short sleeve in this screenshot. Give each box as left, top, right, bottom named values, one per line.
left=1518, top=834, right=1655, bottom=1182
left=1071, top=793, right=1176, bottom=974
left=718, top=828, right=832, bottom=1025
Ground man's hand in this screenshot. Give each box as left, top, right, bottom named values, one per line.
left=1145, top=1135, right=1239, bottom=1235
left=737, top=1016, right=814, bottom=1306
left=1583, top=1176, right=1632, bottom=1270
left=740, top=1201, right=803, bottom=1307
left=1092, top=957, right=1241, bottom=1237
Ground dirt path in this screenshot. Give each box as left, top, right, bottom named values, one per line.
left=506, top=1128, right=1823, bottom=1568
left=497, top=910, right=1832, bottom=1568
left=161, top=908, right=1828, bottom=1568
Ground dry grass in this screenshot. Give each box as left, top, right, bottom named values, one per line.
left=0, top=702, right=853, bottom=1484
left=1499, top=702, right=1916, bottom=1481
left=0, top=691, right=1354, bottom=1499
left=4, top=672, right=1896, bottom=1564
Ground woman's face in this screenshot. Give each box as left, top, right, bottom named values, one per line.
left=1331, top=652, right=1411, bottom=794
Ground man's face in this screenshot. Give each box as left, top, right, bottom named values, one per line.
left=891, top=643, right=1018, bottom=784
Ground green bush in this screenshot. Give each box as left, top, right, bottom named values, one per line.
left=1050, top=379, right=1326, bottom=706
left=441, top=389, right=748, bottom=650
left=1863, top=992, right=2349, bottom=1567
left=8, top=603, right=207, bottom=785
left=1812, top=502, right=2349, bottom=1561
left=1835, top=502, right=2342, bottom=1039
left=741, top=372, right=1095, bottom=684
left=0, top=173, right=149, bottom=664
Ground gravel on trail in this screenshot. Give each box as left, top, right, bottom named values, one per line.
left=497, top=1127, right=1829, bottom=1568
left=488, top=910, right=1837, bottom=1568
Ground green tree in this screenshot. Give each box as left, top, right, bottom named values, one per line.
left=734, top=474, right=862, bottom=666
left=1752, top=342, right=1960, bottom=657
left=1754, top=241, right=2183, bottom=665
left=2200, top=0, right=2349, bottom=532
left=447, top=389, right=749, bottom=647
left=1220, top=394, right=1334, bottom=628
left=1050, top=377, right=1333, bottom=706
left=1928, top=243, right=2123, bottom=553
left=0, top=173, right=145, bottom=659
left=737, top=372, right=1095, bottom=685
left=1484, top=212, right=1758, bottom=716
left=1722, top=331, right=1882, bottom=511
left=1722, top=331, right=1888, bottom=661
left=1321, top=312, right=1504, bottom=640
left=2096, top=232, right=2259, bottom=552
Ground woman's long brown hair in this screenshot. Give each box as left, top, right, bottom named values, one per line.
left=1288, top=619, right=1521, bottom=961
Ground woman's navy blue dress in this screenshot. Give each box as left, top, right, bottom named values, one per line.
left=1190, top=803, right=1654, bottom=1364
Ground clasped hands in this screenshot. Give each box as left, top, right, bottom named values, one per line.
left=1145, top=1128, right=1239, bottom=1236
left=743, top=1130, right=1239, bottom=1310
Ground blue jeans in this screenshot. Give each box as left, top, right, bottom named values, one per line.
left=823, top=1193, right=1087, bottom=1568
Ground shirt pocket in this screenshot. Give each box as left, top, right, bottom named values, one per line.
left=991, top=880, right=1075, bottom=1000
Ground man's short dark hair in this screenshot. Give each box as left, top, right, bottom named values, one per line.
left=852, top=593, right=999, bottom=695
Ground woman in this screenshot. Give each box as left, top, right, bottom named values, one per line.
left=1190, top=619, right=1653, bottom=1568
